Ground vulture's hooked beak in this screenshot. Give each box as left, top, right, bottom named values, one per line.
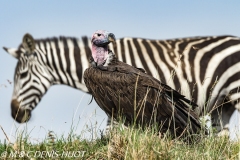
left=108, top=33, right=116, bottom=43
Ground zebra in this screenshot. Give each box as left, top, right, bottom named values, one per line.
left=3, top=33, right=240, bottom=135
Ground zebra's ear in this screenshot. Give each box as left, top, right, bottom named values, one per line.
left=2, top=47, right=21, bottom=59
left=22, top=33, right=35, bottom=54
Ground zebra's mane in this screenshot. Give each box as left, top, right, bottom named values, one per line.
left=17, top=36, right=91, bottom=50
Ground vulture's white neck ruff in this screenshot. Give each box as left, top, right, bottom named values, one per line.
left=103, top=51, right=115, bottom=66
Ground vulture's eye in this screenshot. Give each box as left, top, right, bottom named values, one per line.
left=97, top=33, right=101, bottom=37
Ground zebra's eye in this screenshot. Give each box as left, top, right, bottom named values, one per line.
left=97, top=33, right=101, bottom=37
left=20, top=71, right=28, bottom=79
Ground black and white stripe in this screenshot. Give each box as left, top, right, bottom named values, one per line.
left=4, top=35, right=240, bottom=133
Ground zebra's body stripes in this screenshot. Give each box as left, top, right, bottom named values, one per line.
left=4, top=34, right=240, bottom=132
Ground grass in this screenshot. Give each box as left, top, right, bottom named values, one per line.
left=0, top=121, right=239, bottom=160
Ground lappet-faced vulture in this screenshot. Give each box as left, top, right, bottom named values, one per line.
left=84, top=30, right=204, bottom=138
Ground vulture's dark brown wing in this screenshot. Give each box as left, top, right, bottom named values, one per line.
left=84, top=61, right=203, bottom=137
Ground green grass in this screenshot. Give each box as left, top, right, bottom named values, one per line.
left=0, top=122, right=239, bottom=160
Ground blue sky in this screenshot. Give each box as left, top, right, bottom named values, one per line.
left=0, top=1, right=240, bottom=143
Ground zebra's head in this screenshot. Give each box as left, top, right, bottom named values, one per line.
left=4, top=33, right=53, bottom=123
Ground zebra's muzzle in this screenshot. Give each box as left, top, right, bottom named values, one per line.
left=11, top=99, right=31, bottom=123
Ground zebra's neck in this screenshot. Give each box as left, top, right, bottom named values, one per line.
left=34, top=36, right=92, bottom=92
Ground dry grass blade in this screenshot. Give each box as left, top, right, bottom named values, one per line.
left=0, top=125, right=11, bottom=144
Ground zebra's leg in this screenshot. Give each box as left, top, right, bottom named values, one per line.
left=229, top=109, right=240, bottom=140
left=105, top=117, right=112, bottom=134
left=105, top=116, right=127, bottom=135
left=211, top=101, right=235, bottom=136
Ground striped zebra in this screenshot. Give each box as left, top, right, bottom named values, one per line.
left=3, top=33, right=240, bottom=134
